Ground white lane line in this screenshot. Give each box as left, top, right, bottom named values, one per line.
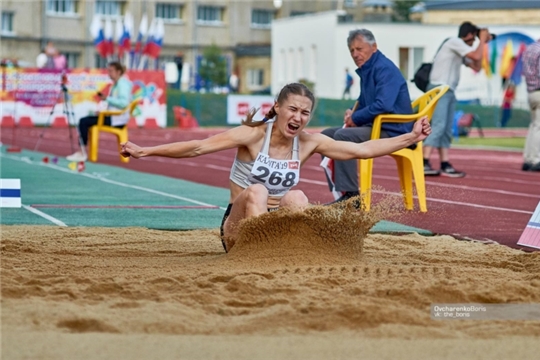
left=370, top=174, right=536, bottom=198
left=5, top=153, right=533, bottom=215
left=22, top=204, right=67, bottom=226
left=2, top=154, right=228, bottom=211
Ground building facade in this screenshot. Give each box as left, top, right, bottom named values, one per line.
left=0, top=0, right=372, bottom=93
left=272, top=11, right=540, bottom=108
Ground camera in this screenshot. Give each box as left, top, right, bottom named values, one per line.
left=477, top=28, right=496, bottom=41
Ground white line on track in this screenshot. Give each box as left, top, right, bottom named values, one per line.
left=1, top=154, right=228, bottom=213
left=22, top=204, right=67, bottom=226
left=4, top=148, right=534, bottom=215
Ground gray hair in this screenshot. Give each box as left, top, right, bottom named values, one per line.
left=347, top=29, right=376, bottom=47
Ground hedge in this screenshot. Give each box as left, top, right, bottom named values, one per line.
left=166, top=90, right=530, bottom=128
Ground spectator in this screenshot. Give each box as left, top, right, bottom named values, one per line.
left=44, top=41, right=57, bottom=69
left=342, top=68, right=353, bottom=100
left=423, top=21, right=490, bottom=177
left=67, top=61, right=133, bottom=162
left=36, top=49, right=48, bottom=68
left=521, top=38, right=540, bottom=172
left=229, top=72, right=239, bottom=94
left=321, top=28, right=413, bottom=204
left=54, top=52, right=67, bottom=70
left=499, top=82, right=516, bottom=128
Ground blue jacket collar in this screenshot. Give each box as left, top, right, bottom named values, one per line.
left=355, top=50, right=380, bottom=75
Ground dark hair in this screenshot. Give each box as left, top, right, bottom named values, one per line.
left=458, top=21, right=479, bottom=38
left=107, top=61, right=126, bottom=75
left=241, top=83, right=315, bottom=127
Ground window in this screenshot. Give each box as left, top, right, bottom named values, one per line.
left=247, top=69, right=264, bottom=89
left=344, top=0, right=356, bottom=8
left=1, top=12, right=14, bottom=34
left=95, top=55, right=108, bottom=68
left=251, top=9, right=274, bottom=28
left=95, top=1, right=123, bottom=16
left=47, top=0, right=78, bottom=15
left=156, top=3, right=182, bottom=21
left=399, top=47, right=424, bottom=80
left=338, top=14, right=353, bottom=23
left=64, top=52, right=79, bottom=69
left=197, top=5, right=223, bottom=24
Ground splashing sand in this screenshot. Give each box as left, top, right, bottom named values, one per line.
left=227, top=201, right=380, bottom=265
left=2, top=203, right=540, bottom=359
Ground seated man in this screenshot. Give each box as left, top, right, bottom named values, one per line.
left=322, top=29, right=413, bottom=203
left=67, top=61, right=133, bottom=162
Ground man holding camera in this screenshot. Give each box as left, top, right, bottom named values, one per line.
left=423, top=21, right=491, bottom=177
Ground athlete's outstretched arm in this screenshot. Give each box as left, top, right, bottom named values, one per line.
left=314, top=117, right=431, bottom=160
left=120, top=126, right=259, bottom=159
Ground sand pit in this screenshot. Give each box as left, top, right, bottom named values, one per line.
left=2, top=205, right=540, bottom=359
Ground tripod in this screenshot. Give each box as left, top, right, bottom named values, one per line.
left=34, top=82, right=86, bottom=158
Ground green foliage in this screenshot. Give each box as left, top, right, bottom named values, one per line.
left=454, top=137, right=525, bottom=149
left=392, top=1, right=420, bottom=22
left=198, top=44, right=228, bottom=89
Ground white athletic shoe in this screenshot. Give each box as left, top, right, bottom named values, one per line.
left=66, top=151, right=87, bottom=162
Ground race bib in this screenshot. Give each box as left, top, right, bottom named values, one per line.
left=247, top=152, right=300, bottom=197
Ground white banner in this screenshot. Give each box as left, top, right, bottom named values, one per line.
left=226, top=95, right=275, bottom=125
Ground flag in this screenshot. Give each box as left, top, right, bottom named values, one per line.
left=0, top=179, right=21, bottom=208
left=114, top=18, right=123, bottom=57
left=490, top=40, right=497, bottom=74
left=118, top=13, right=133, bottom=58
left=499, top=40, right=514, bottom=77
left=482, top=43, right=492, bottom=78
left=134, top=14, right=148, bottom=55
left=144, top=18, right=164, bottom=59
left=510, top=43, right=528, bottom=85
left=104, top=17, right=114, bottom=57
left=90, top=15, right=107, bottom=58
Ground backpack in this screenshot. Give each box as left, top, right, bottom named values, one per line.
left=413, top=63, right=432, bottom=92
left=412, top=38, right=450, bottom=92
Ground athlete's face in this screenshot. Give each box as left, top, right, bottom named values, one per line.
left=349, top=36, right=377, bottom=68
left=274, top=94, right=312, bottom=138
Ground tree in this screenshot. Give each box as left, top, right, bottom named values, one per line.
left=198, top=44, right=228, bottom=90
left=392, top=1, right=420, bottom=22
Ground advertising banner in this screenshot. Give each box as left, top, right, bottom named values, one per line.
left=226, top=95, right=275, bottom=125
left=0, top=68, right=166, bottom=127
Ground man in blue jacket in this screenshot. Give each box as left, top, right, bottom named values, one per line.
left=322, top=28, right=413, bottom=204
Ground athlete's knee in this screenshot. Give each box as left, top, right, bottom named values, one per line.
left=244, top=184, right=268, bottom=204
left=280, top=190, right=308, bottom=208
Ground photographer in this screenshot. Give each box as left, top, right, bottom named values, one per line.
left=67, top=61, right=133, bottom=162
left=423, top=21, right=492, bottom=178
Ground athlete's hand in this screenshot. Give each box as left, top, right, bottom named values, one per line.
left=412, top=116, right=431, bottom=142
left=120, top=141, right=144, bottom=159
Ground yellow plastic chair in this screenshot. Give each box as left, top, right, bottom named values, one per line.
left=358, top=85, right=449, bottom=212
left=88, top=99, right=140, bottom=163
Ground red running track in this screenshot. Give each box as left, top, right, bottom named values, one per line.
left=3, top=127, right=538, bottom=251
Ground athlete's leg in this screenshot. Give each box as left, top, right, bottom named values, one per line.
left=279, top=190, right=308, bottom=210
left=223, top=184, right=268, bottom=250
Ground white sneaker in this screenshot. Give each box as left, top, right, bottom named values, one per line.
left=66, top=151, right=87, bottom=162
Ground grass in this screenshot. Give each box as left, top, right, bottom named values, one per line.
left=453, top=137, right=525, bottom=149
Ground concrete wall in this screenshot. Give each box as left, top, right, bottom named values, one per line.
left=423, top=9, right=540, bottom=26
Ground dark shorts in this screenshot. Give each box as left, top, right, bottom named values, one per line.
left=219, top=203, right=279, bottom=253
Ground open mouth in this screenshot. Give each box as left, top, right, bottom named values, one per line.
left=288, top=123, right=300, bottom=132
